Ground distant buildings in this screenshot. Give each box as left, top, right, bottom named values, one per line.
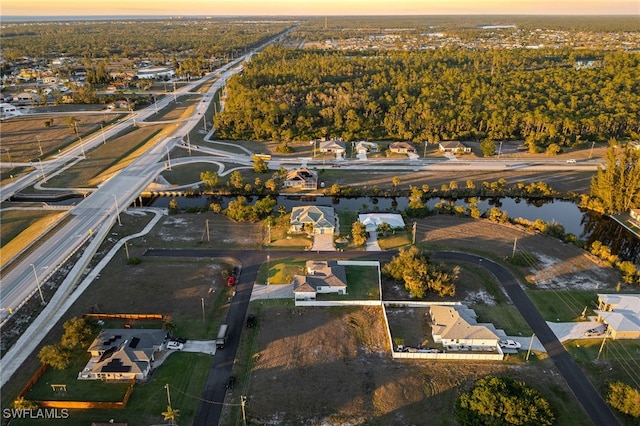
left=596, top=294, right=640, bottom=339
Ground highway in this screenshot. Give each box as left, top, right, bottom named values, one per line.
left=0, top=59, right=247, bottom=323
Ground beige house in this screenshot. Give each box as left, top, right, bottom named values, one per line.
left=430, top=305, right=501, bottom=351
left=389, top=141, right=416, bottom=154
left=319, top=140, right=346, bottom=155
left=631, top=209, right=640, bottom=223
left=290, top=206, right=336, bottom=234
left=79, top=329, right=167, bottom=380
left=283, top=168, right=318, bottom=190
left=596, top=294, right=640, bottom=339
left=439, top=141, right=471, bottom=154
left=293, top=260, right=347, bottom=300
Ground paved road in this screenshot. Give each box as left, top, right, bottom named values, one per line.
left=433, top=252, right=620, bottom=426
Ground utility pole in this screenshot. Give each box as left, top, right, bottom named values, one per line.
left=124, top=241, right=130, bottom=261
left=205, top=219, right=210, bottom=242
left=100, top=123, right=107, bottom=144
left=37, top=135, right=43, bottom=155
left=30, top=263, right=46, bottom=304
left=113, top=194, right=122, bottom=226
left=423, top=141, right=427, bottom=158
left=596, top=330, right=609, bottom=360
left=201, top=297, right=205, bottom=322
left=589, top=141, right=596, bottom=159
left=412, top=222, right=417, bottom=244
left=166, top=148, right=172, bottom=170
left=512, top=237, right=518, bottom=257
left=203, top=114, right=207, bottom=132
left=241, top=395, right=247, bottom=426
left=38, top=159, right=47, bottom=183
left=526, top=333, right=535, bottom=361
left=187, top=132, right=191, bottom=155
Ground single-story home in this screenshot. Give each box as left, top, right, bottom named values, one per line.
left=283, top=168, right=318, bottom=190
left=290, top=206, right=336, bottom=234
left=631, top=209, right=640, bottom=223
left=136, top=67, right=175, bottom=80
left=293, top=260, right=347, bottom=300
left=596, top=294, right=640, bottom=339
left=430, top=305, right=501, bottom=351
left=355, top=141, right=379, bottom=154
left=389, top=141, right=416, bottom=154
left=439, top=141, right=471, bottom=154
left=357, top=213, right=405, bottom=232
left=319, top=140, right=346, bottom=155
left=79, top=329, right=167, bottom=381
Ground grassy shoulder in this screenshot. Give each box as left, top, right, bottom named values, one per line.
left=526, top=289, right=599, bottom=322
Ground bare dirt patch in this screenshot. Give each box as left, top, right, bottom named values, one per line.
left=239, top=305, right=579, bottom=425
left=417, top=215, right=619, bottom=291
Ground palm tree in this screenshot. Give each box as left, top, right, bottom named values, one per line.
left=162, top=405, right=180, bottom=425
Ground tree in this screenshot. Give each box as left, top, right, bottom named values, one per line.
left=456, top=376, right=556, bottom=426
left=351, top=221, right=367, bottom=246
left=391, top=176, right=401, bottom=190
left=253, top=157, right=269, bottom=173
left=590, top=146, right=640, bottom=214
left=200, top=171, right=220, bottom=189
left=168, top=198, right=179, bottom=214
left=480, top=138, right=496, bottom=157
left=229, top=170, right=245, bottom=189
left=162, top=405, right=180, bottom=425
left=60, top=317, right=92, bottom=349
left=607, top=381, right=640, bottom=418
left=38, top=344, right=71, bottom=370
left=382, top=246, right=458, bottom=298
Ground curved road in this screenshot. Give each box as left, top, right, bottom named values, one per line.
left=147, top=248, right=619, bottom=425
left=433, top=252, right=620, bottom=426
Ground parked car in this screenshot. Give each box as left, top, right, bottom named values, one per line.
left=584, top=327, right=605, bottom=337
left=499, top=339, right=521, bottom=350
left=167, top=341, right=184, bottom=350
left=226, top=376, right=236, bottom=390
left=566, top=159, right=576, bottom=163
left=227, top=276, right=236, bottom=286
left=246, top=314, right=256, bottom=328
left=232, top=266, right=239, bottom=276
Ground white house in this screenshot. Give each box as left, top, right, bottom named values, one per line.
left=292, top=260, right=348, bottom=300
left=358, top=213, right=405, bottom=232
left=439, top=141, right=471, bottom=154
left=596, top=294, right=640, bottom=339
left=430, top=305, right=501, bottom=351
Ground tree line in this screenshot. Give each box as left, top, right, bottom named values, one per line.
left=214, top=46, right=640, bottom=152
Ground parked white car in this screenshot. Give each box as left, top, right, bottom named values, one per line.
left=499, top=339, right=521, bottom=350
left=166, top=341, right=184, bottom=350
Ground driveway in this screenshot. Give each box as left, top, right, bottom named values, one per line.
left=433, top=251, right=620, bottom=426
left=311, top=233, right=335, bottom=251
left=250, top=283, right=294, bottom=300
left=365, top=232, right=382, bottom=251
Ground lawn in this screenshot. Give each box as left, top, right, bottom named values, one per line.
left=472, top=305, right=532, bottom=336
left=320, top=265, right=380, bottom=300
left=26, top=351, right=130, bottom=403
left=257, top=257, right=305, bottom=285
left=526, top=289, right=600, bottom=322
left=377, top=231, right=411, bottom=250
left=15, top=352, right=212, bottom=426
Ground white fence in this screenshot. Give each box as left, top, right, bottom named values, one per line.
left=393, top=351, right=504, bottom=360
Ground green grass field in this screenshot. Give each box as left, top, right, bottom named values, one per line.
left=526, top=289, right=600, bottom=322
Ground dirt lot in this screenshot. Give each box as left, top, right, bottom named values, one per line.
left=225, top=215, right=621, bottom=425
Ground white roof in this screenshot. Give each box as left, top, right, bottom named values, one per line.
left=358, top=213, right=405, bottom=231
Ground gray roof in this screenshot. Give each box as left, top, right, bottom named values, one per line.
left=293, top=260, right=347, bottom=293
left=290, top=206, right=335, bottom=230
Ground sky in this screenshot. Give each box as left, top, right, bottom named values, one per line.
left=2, top=0, right=638, bottom=17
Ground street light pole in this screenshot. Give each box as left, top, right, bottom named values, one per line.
left=113, top=194, right=122, bottom=226
left=4, top=148, right=12, bottom=167
left=37, top=135, right=43, bottom=155
left=38, top=158, right=47, bottom=183
left=30, top=263, right=46, bottom=304
left=201, top=297, right=205, bottom=322
left=526, top=333, right=535, bottom=361
left=266, top=254, right=270, bottom=300
left=100, top=123, right=107, bottom=144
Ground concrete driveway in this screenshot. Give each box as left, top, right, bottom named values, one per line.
left=365, top=232, right=382, bottom=251
left=311, top=233, right=335, bottom=251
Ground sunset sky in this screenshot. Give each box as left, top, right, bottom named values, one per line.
left=2, top=0, right=638, bottom=16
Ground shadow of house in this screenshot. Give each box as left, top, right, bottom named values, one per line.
left=79, top=329, right=167, bottom=381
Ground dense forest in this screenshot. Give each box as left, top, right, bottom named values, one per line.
left=214, top=46, right=640, bottom=151
left=0, top=19, right=292, bottom=61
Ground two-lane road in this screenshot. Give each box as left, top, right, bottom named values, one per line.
left=433, top=252, right=620, bottom=426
